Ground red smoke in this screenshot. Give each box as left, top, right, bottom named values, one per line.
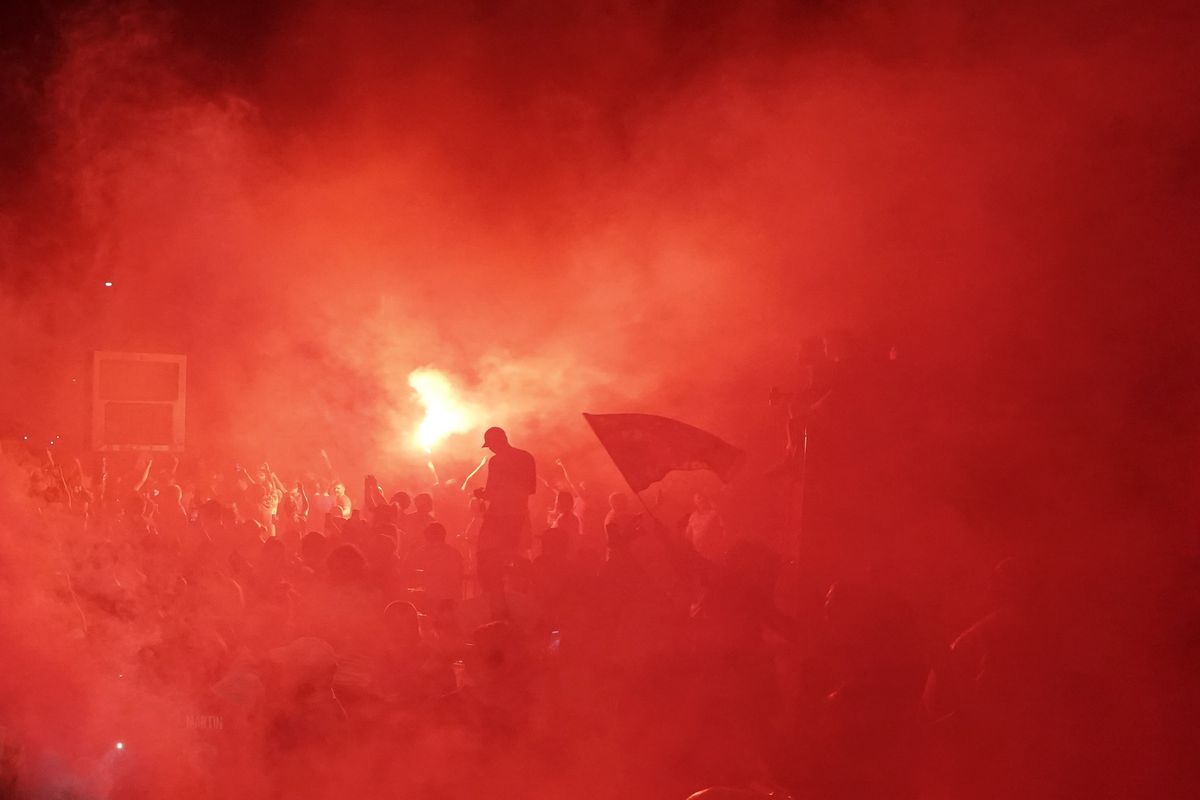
left=0, top=0, right=1198, bottom=796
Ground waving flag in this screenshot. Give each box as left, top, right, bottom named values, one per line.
left=583, top=412, right=744, bottom=492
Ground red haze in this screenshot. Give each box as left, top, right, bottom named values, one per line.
left=1, top=1, right=1199, bottom=797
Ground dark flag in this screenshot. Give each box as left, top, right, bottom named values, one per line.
left=583, top=412, right=745, bottom=492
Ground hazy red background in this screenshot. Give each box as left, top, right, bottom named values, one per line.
left=1, top=0, right=1198, bottom=531
left=1, top=3, right=1199, bottom=797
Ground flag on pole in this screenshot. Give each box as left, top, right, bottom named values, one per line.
left=583, top=412, right=744, bottom=492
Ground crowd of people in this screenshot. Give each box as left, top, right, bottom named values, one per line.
left=3, top=419, right=1198, bottom=800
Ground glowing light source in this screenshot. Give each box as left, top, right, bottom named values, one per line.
left=103, top=281, right=113, bottom=287
left=408, top=367, right=474, bottom=453
left=115, top=742, right=124, bottom=750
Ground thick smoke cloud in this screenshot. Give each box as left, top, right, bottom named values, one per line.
left=1, top=0, right=1197, bottom=520
left=0, top=1, right=1198, bottom=798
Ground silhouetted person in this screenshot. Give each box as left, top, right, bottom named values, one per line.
left=377, top=600, right=437, bottom=700
left=687, top=492, right=728, bottom=563
left=547, top=489, right=581, bottom=554
left=408, top=522, right=464, bottom=613
left=816, top=577, right=926, bottom=800
left=263, top=637, right=347, bottom=756
left=604, top=492, right=635, bottom=555
left=466, top=619, right=535, bottom=737
left=390, top=490, right=412, bottom=515
left=924, top=557, right=1066, bottom=800
left=475, top=427, right=535, bottom=560
left=331, top=481, right=351, bottom=519
left=364, top=529, right=403, bottom=600
left=402, top=492, right=436, bottom=557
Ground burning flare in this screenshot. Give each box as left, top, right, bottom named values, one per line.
left=408, top=367, right=475, bottom=452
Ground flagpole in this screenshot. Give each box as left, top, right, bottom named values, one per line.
left=633, top=486, right=668, bottom=533
left=792, top=422, right=808, bottom=559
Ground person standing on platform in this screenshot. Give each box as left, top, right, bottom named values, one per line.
left=474, top=427, right=536, bottom=562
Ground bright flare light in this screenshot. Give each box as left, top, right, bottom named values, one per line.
left=408, top=367, right=474, bottom=453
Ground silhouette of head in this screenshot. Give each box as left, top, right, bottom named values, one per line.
left=482, top=427, right=509, bottom=452
left=302, top=534, right=331, bottom=566
left=424, top=522, right=447, bottom=544
left=325, top=543, right=366, bottom=585
left=992, top=556, right=1038, bottom=608
left=383, top=600, right=420, bottom=643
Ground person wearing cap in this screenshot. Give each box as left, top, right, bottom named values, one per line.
left=474, top=427, right=536, bottom=560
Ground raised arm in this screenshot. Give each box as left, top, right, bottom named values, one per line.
left=234, top=463, right=261, bottom=487
left=460, top=456, right=488, bottom=492
left=266, top=462, right=286, bottom=494
left=296, top=481, right=310, bottom=516
left=98, top=456, right=108, bottom=506
left=319, top=448, right=337, bottom=483
left=132, top=456, right=154, bottom=493
left=52, top=461, right=73, bottom=511
left=364, top=475, right=385, bottom=509
left=555, top=458, right=581, bottom=498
